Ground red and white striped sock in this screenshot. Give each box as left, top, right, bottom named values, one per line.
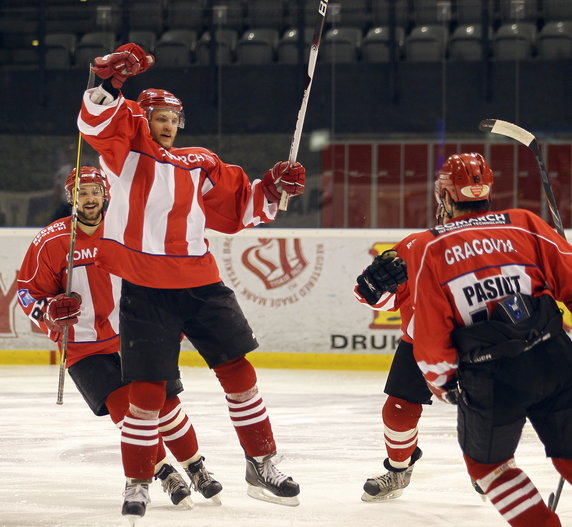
left=158, top=396, right=199, bottom=462
left=382, top=396, right=422, bottom=468
left=226, top=393, right=276, bottom=457
left=121, top=410, right=159, bottom=480
left=469, top=457, right=561, bottom=527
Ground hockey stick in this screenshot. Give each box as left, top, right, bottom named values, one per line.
left=279, top=0, right=329, bottom=211
left=56, top=66, right=95, bottom=405
left=478, top=119, right=565, bottom=239
left=480, top=119, right=567, bottom=510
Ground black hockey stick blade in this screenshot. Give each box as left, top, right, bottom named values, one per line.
left=478, top=119, right=495, bottom=132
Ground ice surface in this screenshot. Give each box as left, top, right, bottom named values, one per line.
left=0, top=366, right=569, bottom=526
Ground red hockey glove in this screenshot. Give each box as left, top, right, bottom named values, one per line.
left=262, top=161, right=306, bottom=203
left=356, top=249, right=407, bottom=304
left=427, top=376, right=460, bottom=405
left=43, top=293, right=82, bottom=334
left=91, top=43, right=155, bottom=89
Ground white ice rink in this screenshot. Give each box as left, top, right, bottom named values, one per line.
left=1, top=365, right=570, bottom=527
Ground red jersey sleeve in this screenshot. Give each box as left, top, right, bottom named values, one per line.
left=202, top=156, right=278, bottom=233
left=17, top=221, right=69, bottom=341
left=524, top=212, right=572, bottom=310
left=412, top=249, right=459, bottom=389
left=354, top=232, right=422, bottom=341
left=78, top=90, right=148, bottom=176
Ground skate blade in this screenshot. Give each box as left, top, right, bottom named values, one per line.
left=179, top=496, right=194, bottom=509
left=124, top=514, right=142, bottom=526
left=247, top=484, right=300, bottom=507
left=361, top=489, right=403, bottom=502
left=209, top=493, right=222, bottom=506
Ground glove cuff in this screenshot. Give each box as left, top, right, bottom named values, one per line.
left=90, top=81, right=119, bottom=105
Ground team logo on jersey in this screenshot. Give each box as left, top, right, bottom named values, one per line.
left=221, top=237, right=324, bottom=308
left=17, top=289, right=36, bottom=308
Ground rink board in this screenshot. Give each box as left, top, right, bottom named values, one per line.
left=0, top=228, right=415, bottom=370
left=3, top=227, right=572, bottom=370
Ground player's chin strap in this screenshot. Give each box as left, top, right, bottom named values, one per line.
left=77, top=216, right=103, bottom=228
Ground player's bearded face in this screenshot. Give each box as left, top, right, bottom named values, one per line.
left=149, top=110, right=180, bottom=149
left=77, top=184, right=104, bottom=224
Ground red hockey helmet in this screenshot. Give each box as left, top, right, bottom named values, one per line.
left=136, top=88, right=185, bottom=129
left=436, top=153, right=493, bottom=203
left=65, top=166, right=108, bottom=205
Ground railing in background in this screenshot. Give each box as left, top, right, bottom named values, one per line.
left=320, top=140, right=572, bottom=229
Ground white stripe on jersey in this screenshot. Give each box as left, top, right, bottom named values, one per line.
left=104, top=151, right=140, bottom=245
left=187, top=168, right=208, bottom=254
left=201, top=177, right=214, bottom=195
left=416, top=359, right=457, bottom=387
left=142, top=162, right=175, bottom=254
left=18, top=233, right=69, bottom=285
left=109, top=273, right=121, bottom=334
left=246, top=180, right=277, bottom=226
left=71, top=266, right=97, bottom=342
left=77, top=91, right=123, bottom=135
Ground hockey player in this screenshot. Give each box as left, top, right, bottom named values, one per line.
left=369, top=152, right=572, bottom=526
left=77, top=44, right=304, bottom=520
left=17, top=166, right=222, bottom=511
left=355, top=212, right=488, bottom=502
left=354, top=238, right=426, bottom=501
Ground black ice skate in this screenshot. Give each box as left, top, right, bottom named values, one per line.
left=362, top=447, right=422, bottom=502
left=121, top=479, right=151, bottom=526
left=155, top=463, right=193, bottom=508
left=245, top=452, right=300, bottom=507
left=185, top=456, right=223, bottom=505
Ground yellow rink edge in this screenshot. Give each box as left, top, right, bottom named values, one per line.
left=0, top=350, right=393, bottom=371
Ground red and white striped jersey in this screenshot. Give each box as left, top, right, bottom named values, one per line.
left=17, top=218, right=121, bottom=367
left=354, top=232, right=422, bottom=343
left=78, top=89, right=278, bottom=289
left=411, top=209, right=572, bottom=388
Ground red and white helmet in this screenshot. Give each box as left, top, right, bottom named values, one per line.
left=436, top=153, right=493, bottom=203
left=65, top=166, right=108, bottom=205
left=136, top=88, right=185, bottom=129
